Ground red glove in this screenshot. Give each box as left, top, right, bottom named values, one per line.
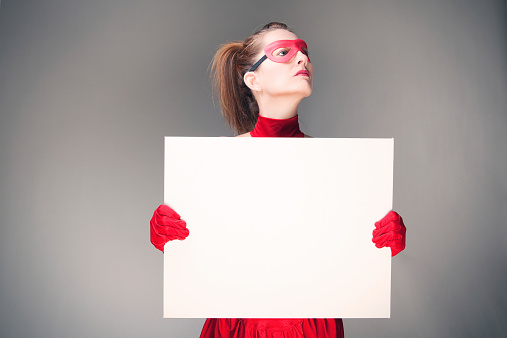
left=150, top=204, right=189, bottom=252
left=372, top=210, right=406, bottom=257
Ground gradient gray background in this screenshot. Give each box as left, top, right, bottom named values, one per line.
left=1, top=0, right=506, bottom=337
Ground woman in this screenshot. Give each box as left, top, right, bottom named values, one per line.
left=150, top=22, right=406, bottom=338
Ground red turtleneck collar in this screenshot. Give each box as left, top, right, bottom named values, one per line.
left=249, top=114, right=305, bottom=138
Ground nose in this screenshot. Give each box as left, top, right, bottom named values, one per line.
left=295, top=50, right=309, bottom=65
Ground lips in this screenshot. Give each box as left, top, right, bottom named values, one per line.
left=295, top=70, right=310, bottom=77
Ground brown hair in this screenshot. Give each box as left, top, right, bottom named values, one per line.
left=210, top=22, right=292, bottom=134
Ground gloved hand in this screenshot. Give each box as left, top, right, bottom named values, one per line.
left=372, top=210, right=406, bottom=257
left=150, top=204, right=189, bottom=252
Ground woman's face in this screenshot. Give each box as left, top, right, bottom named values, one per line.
left=250, top=29, right=313, bottom=100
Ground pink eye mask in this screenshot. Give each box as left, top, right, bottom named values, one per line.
left=249, top=39, right=310, bottom=71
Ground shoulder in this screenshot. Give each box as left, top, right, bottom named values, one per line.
left=225, top=133, right=311, bottom=138
left=218, top=133, right=251, bottom=137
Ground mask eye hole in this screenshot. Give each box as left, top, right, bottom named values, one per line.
left=302, top=47, right=309, bottom=56
left=272, top=47, right=291, bottom=58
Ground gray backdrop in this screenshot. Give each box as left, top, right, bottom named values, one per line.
left=1, top=0, right=506, bottom=337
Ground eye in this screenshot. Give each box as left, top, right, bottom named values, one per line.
left=272, top=48, right=291, bottom=57
left=302, top=47, right=309, bottom=56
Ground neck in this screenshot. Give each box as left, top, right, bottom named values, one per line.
left=250, top=114, right=305, bottom=138
left=256, top=96, right=300, bottom=120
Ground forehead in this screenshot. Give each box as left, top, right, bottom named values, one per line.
left=260, top=29, right=299, bottom=48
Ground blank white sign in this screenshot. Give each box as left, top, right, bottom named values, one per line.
left=164, top=137, right=393, bottom=318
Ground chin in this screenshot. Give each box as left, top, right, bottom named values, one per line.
left=302, top=86, right=313, bottom=98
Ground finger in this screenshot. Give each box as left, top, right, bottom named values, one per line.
left=154, top=213, right=187, bottom=228
left=151, top=231, right=187, bottom=250
left=150, top=228, right=173, bottom=251
left=374, top=230, right=403, bottom=241
left=373, top=221, right=402, bottom=237
left=151, top=218, right=188, bottom=235
left=372, top=231, right=402, bottom=245
left=391, top=245, right=404, bottom=257
left=150, top=236, right=166, bottom=252
left=375, top=237, right=395, bottom=248
left=156, top=204, right=181, bottom=219
left=372, top=231, right=390, bottom=246
left=375, top=211, right=401, bottom=229
left=151, top=220, right=189, bottom=240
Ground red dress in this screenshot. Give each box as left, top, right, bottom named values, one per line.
left=199, top=114, right=345, bottom=338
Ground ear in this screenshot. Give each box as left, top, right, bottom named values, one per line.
left=243, top=71, right=262, bottom=93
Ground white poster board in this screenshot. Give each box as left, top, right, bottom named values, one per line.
left=164, top=137, right=393, bottom=318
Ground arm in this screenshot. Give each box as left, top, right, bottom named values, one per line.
left=372, top=210, right=406, bottom=257
left=150, top=204, right=189, bottom=252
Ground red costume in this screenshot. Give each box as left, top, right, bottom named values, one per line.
left=200, top=114, right=344, bottom=338
left=201, top=318, right=343, bottom=338
left=150, top=113, right=406, bottom=338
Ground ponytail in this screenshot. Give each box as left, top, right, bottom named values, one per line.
left=210, top=41, right=258, bottom=134
left=210, top=22, right=291, bottom=135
